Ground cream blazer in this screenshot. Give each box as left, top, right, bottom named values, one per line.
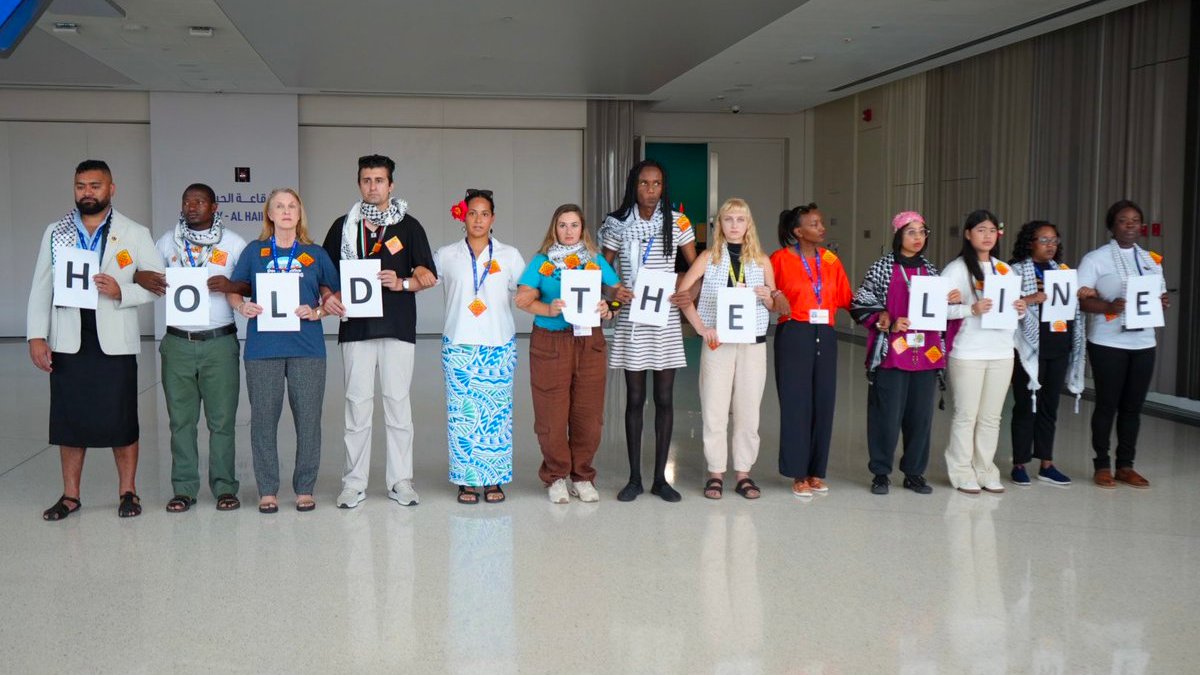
left=26, top=209, right=164, bottom=355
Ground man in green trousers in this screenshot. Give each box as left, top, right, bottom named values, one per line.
left=136, top=183, right=248, bottom=512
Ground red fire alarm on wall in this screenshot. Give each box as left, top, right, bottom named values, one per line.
left=862, top=108, right=873, bottom=122
left=1151, top=222, right=1161, bottom=236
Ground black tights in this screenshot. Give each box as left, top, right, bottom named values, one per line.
left=623, top=369, right=676, bottom=483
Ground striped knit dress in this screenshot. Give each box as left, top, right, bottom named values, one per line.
left=601, top=211, right=694, bottom=371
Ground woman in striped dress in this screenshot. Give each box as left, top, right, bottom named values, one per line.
left=600, top=160, right=697, bottom=502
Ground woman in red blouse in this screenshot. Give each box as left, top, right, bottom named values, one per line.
left=771, top=203, right=853, bottom=498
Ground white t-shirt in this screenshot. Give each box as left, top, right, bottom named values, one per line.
left=434, top=237, right=525, bottom=346
left=1077, top=244, right=1161, bottom=350
left=156, top=228, right=247, bottom=330
left=942, top=257, right=1017, bottom=360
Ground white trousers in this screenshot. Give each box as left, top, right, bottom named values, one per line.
left=341, top=338, right=415, bottom=491
left=699, top=341, right=767, bottom=473
left=944, top=356, right=1013, bottom=488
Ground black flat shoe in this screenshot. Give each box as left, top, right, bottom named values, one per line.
left=650, top=481, right=681, bottom=503
left=903, top=474, right=933, bottom=494
left=617, top=480, right=643, bottom=502
left=871, top=475, right=890, bottom=495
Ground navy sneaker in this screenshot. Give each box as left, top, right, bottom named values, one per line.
left=1011, top=465, right=1031, bottom=486
left=903, top=474, right=933, bottom=495
left=870, top=474, right=890, bottom=495
left=1037, top=465, right=1072, bottom=486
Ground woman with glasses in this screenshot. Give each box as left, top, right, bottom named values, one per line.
left=434, top=189, right=525, bottom=504
left=1008, top=221, right=1091, bottom=488
left=850, top=212, right=959, bottom=495
left=941, top=210, right=1027, bottom=494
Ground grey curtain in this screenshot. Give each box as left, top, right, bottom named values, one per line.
left=584, top=100, right=636, bottom=234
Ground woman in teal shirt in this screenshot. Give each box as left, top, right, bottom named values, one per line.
left=516, top=204, right=618, bottom=504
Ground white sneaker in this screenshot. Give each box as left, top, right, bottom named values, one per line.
left=336, top=487, right=365, bottom=509
left=981, top=480, right=1006, bottom=494
left=956, top=480, right=981, bottom=495
left=388, top=479, right=419, bottom=506
left=548, top=479, right=570, bottom=504
left=569, top=480, right=600, bottom=503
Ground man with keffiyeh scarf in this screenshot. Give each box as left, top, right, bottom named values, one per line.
left=320, top=154, right=437, bottom=509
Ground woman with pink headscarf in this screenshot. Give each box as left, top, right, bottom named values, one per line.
left=849, top=211, right=961, bottom=495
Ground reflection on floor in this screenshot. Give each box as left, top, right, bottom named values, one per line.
left=1, top=336, right=1197, bottom=672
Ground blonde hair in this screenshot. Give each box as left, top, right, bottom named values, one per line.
left=258, top=188, right=313, bottom=244
left=537, top=203, right=599, bottom=255
left=711, top=198, right=766, bottom=266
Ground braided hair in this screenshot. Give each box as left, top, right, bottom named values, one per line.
left=607, top=160, right=674, bottom=258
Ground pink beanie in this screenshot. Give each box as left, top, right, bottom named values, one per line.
left=892, top=211, right=925, bottom=231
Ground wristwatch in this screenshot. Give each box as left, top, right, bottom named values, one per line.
left=402, top=278, right=411, bottom=291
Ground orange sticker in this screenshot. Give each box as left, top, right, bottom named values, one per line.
left=891, top=336, right=909, bottom=354
left=1148, top=250, right=1163, bottom=265
left=386, top=236, right=403, bottom=255
left=677, top=214, right=692, bottom=231
left=538, top=261, right=556, bottom=276
left=1058, top=263, right=1070, bottom=270
left=1104, top=313, right=1117, bottom=322
left=995, top=262, right=1010, bottom=275
left=924, top=345, right=943, bottom=362
left=488, top=260, right=501, bottom=274
left=564, top=254, right=581, bottom=269
left=297, top=252, right=314, bottom=267
left=260, top=247, right=271, bottom=257
left=468, top=298, right=487, bottom=317
left=1051, top=320, right=1068, bottom=333
left=974, top=280, right=984, bottom=292
left=821, top=249, right=839, bottom=264
left=584, top=261, right=600, bottom=271
left=116, top=250, right=133, bottom=269
left=209, top=248, right=228, bottom=266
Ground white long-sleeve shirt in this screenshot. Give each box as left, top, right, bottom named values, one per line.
left=942, top=257, right=1017, bottom=360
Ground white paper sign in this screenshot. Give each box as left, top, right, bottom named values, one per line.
left=165, top=267, right=211, bottom=327
left=980, top=273, right=1023, bottom=330
left=1041, top=269, right=1078, bottom=324
left=53, top=248, right=100, bottom=309
left=255, top=272, right=301, bottom=332
left=561, top=269, right=601, bottom=328
left=340, top=259, right=383, bottom=318
left=1124, top=274, right=1165, bottom=329
left=628, top=269, right=676, bottom=328
left=906, top=276, right=950, bottom=332
left=716, top=287, right=758, bottom=344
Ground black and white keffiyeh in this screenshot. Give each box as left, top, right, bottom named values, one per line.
left=50, top=209, right=112, bottom=266
left=850, top=252, right=946, bottom=377
left=339, top=198, right=408, bottom=260
left=173, top=212, right=225, bottom=267
left=598, top=202, right=673, bottom=276
left=1011, top=259, right=1087, bottom=413
left=1107, top=239, right=1164, bottom=328
left=547, top=242, right=591, bottom=271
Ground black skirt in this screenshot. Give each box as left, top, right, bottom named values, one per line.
left=48, top=310, right=139, bottom=448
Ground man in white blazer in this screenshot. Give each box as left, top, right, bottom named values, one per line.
left=27, top=159, right=164, bottom=520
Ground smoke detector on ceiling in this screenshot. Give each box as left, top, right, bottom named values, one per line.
left=189, top=26, right=214, bottom=37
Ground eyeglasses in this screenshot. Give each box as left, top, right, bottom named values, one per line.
left=903, top=229, right=930, bottom=238
left=465, top=188, right=493, bottom=200
left=1036, top=236, right=1060, bottom=245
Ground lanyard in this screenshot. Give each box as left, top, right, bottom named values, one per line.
left=728, top=249, right=745, bottom=286
left=797, top=245, right=822, bottom=306
left=641, top=236, right=656, bottom=267
left=468, top=237, right=494, bottom=296
left=75, top=211, right=111, bottom=255
left=899, top=262, right=922, bottom=288
left=360, top=221, right=384, bottom=257
left=184, top=244, right=203, bottom=267
left=270, top=236, right=298, bottom=273
left=1130, top=246, right=1144, bottom=276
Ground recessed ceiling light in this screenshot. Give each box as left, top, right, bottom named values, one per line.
left=122, top=23, right=146, bottom=31
left=189, top=26, right=214, bottom=37
left=843, top=37, right=853, bottom=43
left=53, top=22, right=80, bottom=33
left=789, top=56, right=816, bottom=65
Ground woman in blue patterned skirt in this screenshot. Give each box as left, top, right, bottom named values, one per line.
left=434, top=189, right=526, bottom=504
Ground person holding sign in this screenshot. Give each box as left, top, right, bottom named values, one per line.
left=676, top=198, right=777, bottom=500
left=434, top=190, right=525, bottom=505
left=226, top=188, right=339, bottom=513
left=1077, top=200, right=1168, bottom=489
left=941, top=210, right=1027, bottom=495
left=515, top=204, right=617, bottom=504
left=27, top=160, right=164, bottom=520
left=770, top=203, right=852, bottom=499
left=1008, top=221, right=1091, bottom=488
left=135, top=183, right=248, bottom=513
left=600, top=161, right=698, bottom=503
left=318, top=155, right=438, bottom=510
left=850, top=211, right=959, bottom=496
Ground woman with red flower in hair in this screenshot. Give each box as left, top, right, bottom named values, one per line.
left=515, top=204, right=619, bottom=503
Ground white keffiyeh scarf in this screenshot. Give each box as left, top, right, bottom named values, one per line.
left=547, top=242, right=592, bottom=271
left=50, top=209, right=111, bottom=266
left=1012, top=259, right=1087, bottom=413
left=339, top=198, right=408, bottom=260
left=599, top=203, right=667, bottom=278
left=1108, top=239, right=1163, bottom=328
left=173, top=212, right=225, bottom=267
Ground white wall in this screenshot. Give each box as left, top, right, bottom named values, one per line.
left=1, top=89, right=153, bottom=336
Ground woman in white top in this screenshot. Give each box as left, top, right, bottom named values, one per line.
left=942, top=209, right=1027, bottom=494
left=676, top=198, right=777, bottom=500
left=1076, top=199, right=1168, bottom=489
left=433, top=190, right=526, bottom=504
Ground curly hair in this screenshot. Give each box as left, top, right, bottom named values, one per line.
left=1009, top=220, right=1061, bottom=264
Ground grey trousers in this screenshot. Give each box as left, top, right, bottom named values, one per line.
left=244, top=357, right=326, bottom=497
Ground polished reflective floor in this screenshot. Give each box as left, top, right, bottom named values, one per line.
left=1, top=336, right=1198, bottom=673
